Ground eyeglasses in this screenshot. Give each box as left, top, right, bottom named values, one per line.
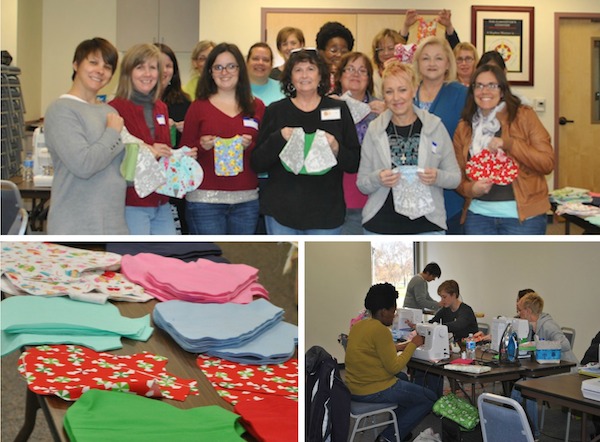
left=375, top=46, right=395, bottom=54
left=456, top=56, right=475, bottom=64
left=343, top=66, right=369, bottom=77
left=473, top=82, right=500, bottom=91
left=196, top=55, right=208, bottom=62
left=211, top=63, right=239, bottom=73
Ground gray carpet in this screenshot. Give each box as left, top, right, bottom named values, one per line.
left=1, top=241, right=298, bottom=441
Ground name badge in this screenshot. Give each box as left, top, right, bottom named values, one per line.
left=431, top=141, right=438, bottom=154
left=156, top=114, right=167, bottom=125
left=321, top=108, right=341, bottom=121
left=243, top=117, right=259, bottom=130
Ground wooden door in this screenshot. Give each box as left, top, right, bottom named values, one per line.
left=557, top=17, right=600, bottom=190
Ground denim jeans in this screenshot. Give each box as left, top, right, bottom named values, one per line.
left=341, top=208, right=364, bottom=235
left=265, top=216, right=342, bottom=235
left=125, top=204, right=176, bottom=235
left=464, top=212, right=547, bottom=235
left=186, top=200, right=259, bottom=235
left=511, top=387, right=540, bottom=437
left=351, top=379, right=436, bottom=440
left=363, top=229, right=446, bottom=235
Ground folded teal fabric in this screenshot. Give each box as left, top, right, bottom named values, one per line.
left=64, top=389, right=245, bottom=442
left=1, top=296, right=153, bottom=356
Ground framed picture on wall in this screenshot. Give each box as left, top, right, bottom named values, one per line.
left=471, top=6, right=534, bottom=86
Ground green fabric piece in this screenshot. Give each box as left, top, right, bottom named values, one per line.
left=0, top=296, right=152, bottom=356
left=170, top=125, right=177, bottom=148
left=433, top=393, right=480, bottom=430
left=120, top=143, right=140, bottom=181
left=64, top=389, right=246, bottom=442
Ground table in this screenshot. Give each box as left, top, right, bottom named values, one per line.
left=516, top=373, right=600, bottom=442
left=552, top=198, right=600, bottom=235
left=10, top=175, right=51, bottom=232
left=14, top=299, right=246, bottom=442
left=407, top=349, right=576, bottom=404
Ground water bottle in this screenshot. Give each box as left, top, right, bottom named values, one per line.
left=466, top=333, right=476, bottom=359
left=23, top=153, right=34, bottom=182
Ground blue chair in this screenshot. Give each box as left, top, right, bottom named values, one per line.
left=1, top=180, right=28, bottom=235
left=478, top=392, right=535, bottom=442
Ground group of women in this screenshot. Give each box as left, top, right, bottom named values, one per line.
left=44, top=9, right=554, bottom=236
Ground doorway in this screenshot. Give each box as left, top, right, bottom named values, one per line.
left=555, top=13, right=600, bottom=190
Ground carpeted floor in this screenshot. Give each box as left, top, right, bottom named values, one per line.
left=1, top=241, right=298, bottom=441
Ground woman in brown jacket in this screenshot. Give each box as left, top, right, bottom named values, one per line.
left=453, top=64, right=554, bottom=234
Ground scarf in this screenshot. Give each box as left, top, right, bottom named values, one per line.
left=470, top=101, right=506, bottom=157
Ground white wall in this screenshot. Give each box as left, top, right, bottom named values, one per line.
left=305, top=240, right=600, bottom=363
left=4, top=0, right=600, bottom=125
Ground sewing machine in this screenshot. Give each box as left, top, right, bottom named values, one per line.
left=412, top=323, right=450, bottom=362
left=32, top=127, right=53, bottom=187
left=491, top=317, right=530, bottom=356
left=392, top=307, right=423, bottom=341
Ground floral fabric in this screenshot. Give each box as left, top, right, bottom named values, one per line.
left=18, top=345, right=199, bottom=401
left=197, top=355, right=298, bottom=405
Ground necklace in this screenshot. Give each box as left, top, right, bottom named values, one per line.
left=392, top=118, right=415, bottom=166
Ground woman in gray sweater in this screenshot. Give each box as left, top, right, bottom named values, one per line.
left=44, top=37, right=128, bottom=234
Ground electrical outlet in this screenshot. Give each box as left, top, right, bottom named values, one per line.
left=534, top=98, right=546, bottom=112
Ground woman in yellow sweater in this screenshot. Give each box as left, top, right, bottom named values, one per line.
left=345, top=283, right=436, bottom=442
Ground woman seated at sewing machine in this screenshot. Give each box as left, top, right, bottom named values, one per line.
left=428, top=279, right=478, bottom=342
left=345, top=283, right=436, bottom=442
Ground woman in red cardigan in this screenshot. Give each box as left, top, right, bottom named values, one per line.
left=110, top=44, right=178, bottom=234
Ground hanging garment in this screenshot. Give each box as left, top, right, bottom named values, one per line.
left=197, top=355, right=298, bottom=405
left=155, top=146, right=203, bottom=198
left=391, top=165, right=435, bottom=219
left=214, top=136, right=244, bottom=176
left=18, top=345, right=198, bottom=401
left=63, top=389, right=245, bottom=442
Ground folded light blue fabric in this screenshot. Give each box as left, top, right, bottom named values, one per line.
left=208, top=321, right=298, bottom=364
left=153, top=298, right=283, bottom=353
left=1, top=296, right=153, bottom=356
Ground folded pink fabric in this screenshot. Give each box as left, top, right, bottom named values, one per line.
left=120, top=254, right=269, bottom=304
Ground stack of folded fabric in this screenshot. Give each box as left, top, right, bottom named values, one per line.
left=154, top=299, right=297, bottom=364
left=64, top=389, right=245, bottom=442
left=549, top=186, right=592, bottom=204
left=105, top=242, right=227, bottom=263
left=121, top=253, right=269, bottom=304
left=1, top=296, right=153, bottom=356
left=0, top=242, right=150, bottom=304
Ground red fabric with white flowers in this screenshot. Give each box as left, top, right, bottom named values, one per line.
left=466, top=148, right=519, bottom=185
left=18, top=345, right=199, bottom=401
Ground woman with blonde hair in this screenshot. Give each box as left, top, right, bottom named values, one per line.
left=357, top=61, right=460, bottom=234
left=270, top=27, right=305, bottom=80
left=183, top=40, right=216, bottom=98
left=110, top=43, right=176, bottom=234
left=453, top=42, right=479, bottom=87
left=413, top=36, right=468, bottom=234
